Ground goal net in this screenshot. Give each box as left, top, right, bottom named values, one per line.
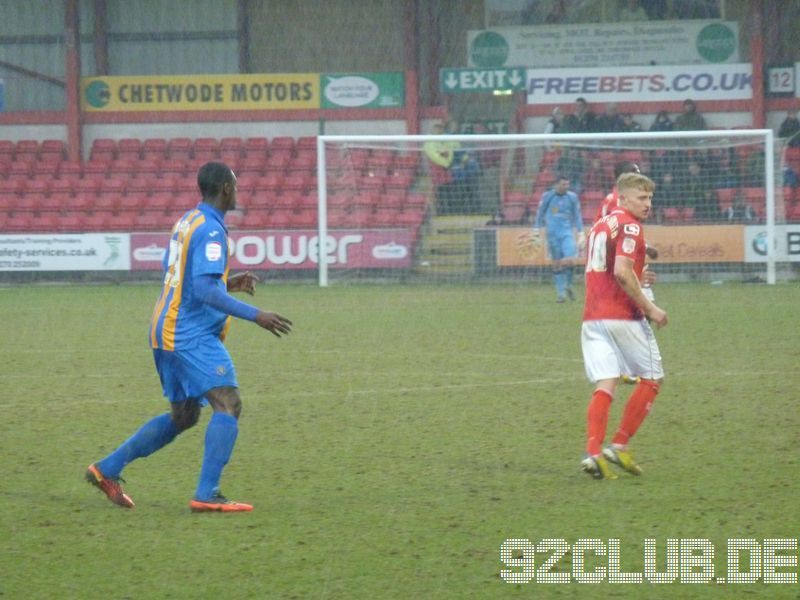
left=316, top=130, right=793, bottom=286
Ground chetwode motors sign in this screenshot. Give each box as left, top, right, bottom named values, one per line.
left=82, top=74, right=319, bottom=111
left=130, top=230, right=413, bottom=270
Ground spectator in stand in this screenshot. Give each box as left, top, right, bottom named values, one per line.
left=724, top=190, right=755, bottom=223
left=681, top=160, right=716, bottom=220
left=744, top=150, right=765, bottom=187
left=653, top=171, right=679, bottom=224
left=544, top=107, right=565, bottom=135
left=486, top=209, right=506, bottom=226
left=595, top=103, right=625, bottom=133
left=582, top=154, right=614, bottom=194
left=563, top=97, right=596, bottom=133
left=424, top=121, right=458, bottom=213
left=649, top=110, right=674, bottom=132
left=557, top=148, right=586, bottom=193
left=618, top=0, right=649, bottom=20
left=778, top=109, right=800, bottom=148
left=621, top=113, right=643, bottom=133
left=784, top=166, right=799, bottom=189
left=674, top=99, right=707, bottom=131
left=447, top=119, right=481, bottom=212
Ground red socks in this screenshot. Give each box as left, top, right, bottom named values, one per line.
left=586, top=389, right=613, bottom=456
left=612, top=380, right=660, bottom=447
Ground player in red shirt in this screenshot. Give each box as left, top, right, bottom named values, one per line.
left=580, top=172, right=668, bottom=480
left=596, top=160, right=658, bottom=319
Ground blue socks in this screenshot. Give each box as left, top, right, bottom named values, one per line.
left=95, top=410, right=240, bottom=501
left=97, top=413, right=178, bottom=478
left=554, top=266, right=574, bottom=298
left=195, top=413, right=239, bottom=501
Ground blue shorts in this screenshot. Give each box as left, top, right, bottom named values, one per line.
left=547, top=232, right=578, bottom=261
left=153, top=336, right=237, bottom=405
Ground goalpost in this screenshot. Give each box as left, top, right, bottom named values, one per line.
left=316, top=130, right=789, bottom=287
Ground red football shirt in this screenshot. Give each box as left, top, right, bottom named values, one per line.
left=594, top=187, right=619, bottom=223
left=583, top=207, right=646, bottom=321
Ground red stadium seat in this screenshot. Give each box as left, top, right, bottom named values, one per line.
left=74, top=178, right=100, bottom=196
left=5, top=214, right=33, bottom=232
left=57, top=214, right=82, bottom=232
left=367, top=150, right=395, bottom=170
left=194, top=137, right=219, bottom=155
left=59, top=161, right=82, bottom=179
left=0, top=140, right=15, bottom=160
left=83, top=159, right=110, bottom=178
left=244, top=137, right=269, bottom=157
left=32, top=213, right=60, bottom=232
left=281, top=174, right=312, bottom=194
left=15, top=139, right=39, bottom=161
left=289, top=152, right=316, bottom=175
left=225, top=211, right=245, bottom=229
left=116, top=138, right=142, bottom=161
left=8, top=160, right=33, bottom=180
left=142, top=138, right=168, bottom=159
left=16, top=192, right=42, bottom=214
left=26, top=179, right=51, bottom=196
left=270, top=136, right=295, bottom=154
left=83, top=212, right=110, bottom=231
left=219, top=150, right=242, bottom=167
left=168, top=137, right=193, bottom=161
left=160, top=159, right=189, bottom=178
left=40, top=139, right=66, bottom=159
left=238, top=156, right=267, bottom=178
left=296, top=136, right=316, bottom=150
left=265, top=151, right=291, bottom=174
left=220, top=137, right=243, bottom=152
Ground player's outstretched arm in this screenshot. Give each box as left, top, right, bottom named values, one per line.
left=196, top=274, right=292, bottom=335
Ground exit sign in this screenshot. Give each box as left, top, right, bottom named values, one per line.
left=440, top=67, right=526, bottom=94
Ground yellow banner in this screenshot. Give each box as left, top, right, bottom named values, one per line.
left=81, top=74, right=319, bottom=111
left=496, top=225, right=746, bottom=267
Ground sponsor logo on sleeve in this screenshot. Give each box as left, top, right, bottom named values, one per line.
left=622, top=237, right=636, bottom=254
left=206, top=241, right=223, bottom=261
left=624, top=223, right=641, bottom=236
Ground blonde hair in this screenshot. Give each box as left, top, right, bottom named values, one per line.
left=616, top=172, right=655, bottom=193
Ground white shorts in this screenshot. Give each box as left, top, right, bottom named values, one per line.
left=581, top=319, right=664, bottom=383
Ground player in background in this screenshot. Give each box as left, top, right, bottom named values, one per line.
left=86, top=162, right=292, bottom=512
left=580, top=172, right=668, bottom=480
left=533, top=175, right=585, bottom=303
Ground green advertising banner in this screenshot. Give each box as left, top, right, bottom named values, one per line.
left=321, top=72, right=404, bottom=109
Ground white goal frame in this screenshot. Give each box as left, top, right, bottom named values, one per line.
left=317, top=129, right=777, bottom=287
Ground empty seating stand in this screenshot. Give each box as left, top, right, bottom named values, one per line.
left=0, top=136, right=423, bottom=234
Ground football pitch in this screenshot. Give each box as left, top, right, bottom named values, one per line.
left=1, top=280, right=798, bottom=599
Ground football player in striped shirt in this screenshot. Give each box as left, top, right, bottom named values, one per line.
left=87, top=162, right=292, bottom=512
